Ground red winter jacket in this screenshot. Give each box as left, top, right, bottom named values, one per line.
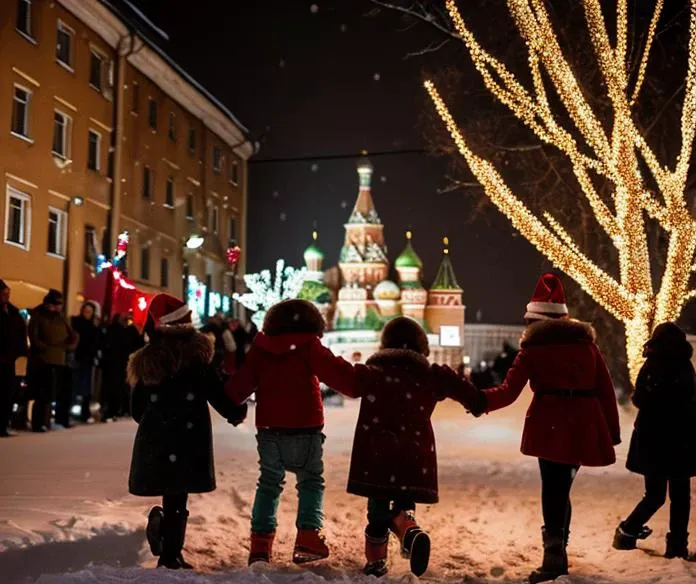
left=225, top=332, right=357, bottom=429
left=482, top=319, right=620, bottom=467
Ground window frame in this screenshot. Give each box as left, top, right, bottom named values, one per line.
left=84, top=224, right=98, bottom=265
left=212, top=146, right=222, bottom=173
left=89, top=47, right=105, bottom=91
left=168, top=112, right=176, bottom=142
left=16, top=0, right=34, bottom=41
left=229, top=159, right=239, bottom=185
left=11, top=84, right=31, bottom=139
left=46, top=206, right=67, bottom=258
left=140, top=246, right=151, bottom=281
left=165, top=175, right=175, bottom=208
left=228, top=215, right=238, bottom=244
left=160, top=257, right=169, bottom=289
left=87, top=129, right=102, bottom=172
left=209, top=204, right=219, bottom=234
left=4, top=186, right=31, bottom=250
left=143, top=166, right=153, bottom=200
left=56, top=20, right=75, bottom=71
left=186, top=193, right=195, bottom=220
left=148, top=98, right=158, bottom=130
left=52, top=109, right=72, bottom=160
left=188, top=127, right=196, bottom=154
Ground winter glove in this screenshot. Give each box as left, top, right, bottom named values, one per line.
left=227, top=402, right=248, bottom=427
left=467, top=390, right=488, bottom=418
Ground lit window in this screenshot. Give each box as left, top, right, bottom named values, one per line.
left=90, top=49, right=104, bottom=90
left=143, top=167, right=153, bottom=199
left=165, top=176, right=175, bottom=207
left=84, top=224, right=98, bottom=265
left=186, top=193, right=194, bottom=219
left=160, top=257, right=169, bottom=288
left=88, top=130, right=101, bottom=171
left=56, top=21, right=74, bottom=69
left=212, top=147, right=222, bottom=173
left=47, top=207, right=67, bottom=257
left=140, top=246, right=150, bottom=280
left=168, top=112, right=176, bottom=141
left=148, top=99, right=157, bottom=130
left=11, top=86, right=31, bottom=138
left=209, top=205, right=219, bottom=234
left=52, top=110, right=72, bottom=159
left=17, top=0, right=33, bottom=38
left=5, top=187, right=31, bottom=249
left=229, top=159, right=239, bottom=185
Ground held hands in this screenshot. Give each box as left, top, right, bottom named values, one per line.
left=454, top=363, right=487, bottom=417
left=227, top=402, right=248, bottom=427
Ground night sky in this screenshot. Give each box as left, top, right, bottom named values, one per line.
left=132, top=0, right=546, bottom=325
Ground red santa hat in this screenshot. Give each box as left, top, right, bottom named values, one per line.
left=137, top=293, right=191, bottom=332
left=524, top=273, right=569, bottom=320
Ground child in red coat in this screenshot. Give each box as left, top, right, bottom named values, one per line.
left=225, top=299, right=357, bottom=566
left=347, top=317, right=479, bottom=577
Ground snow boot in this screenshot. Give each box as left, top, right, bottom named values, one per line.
left=158, top=509, right=193, bottom=570
left=249, top=531, right=275, bottom=565
left=528, top=528, right=567, bottom=584
left=665, top=532, right=689, bottom=559
left=146, top=506, right=164, bottom=556
left=292, top=529, right=329, bottom=564
left=612, top=522, right=653, bottom=550
left=390, top=510, right=431, bottom=577
left=363, top=531, right=389, bottom=577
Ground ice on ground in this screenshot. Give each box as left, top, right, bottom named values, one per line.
left=1, top=394, right=695, bottom=583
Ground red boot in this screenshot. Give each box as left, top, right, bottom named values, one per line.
left=390, top=511, right=431, bottom=577
left=292, top=529, right=329, bottom=564
left=249, top=531, right=275, bottom=565
left=364, top=532, right=389, bottom=577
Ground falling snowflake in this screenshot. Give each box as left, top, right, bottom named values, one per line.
left=380, top=176, right=387, bottom=183
left=280, top=212, right=287, bottom=221
left=310, top=3, right=319, bottom=13
left=340, top=200, right=348, bottom=208
left=340, top=24, right=347, bottom=32
left=273, top=191, right=280, bottom=198
left=279, top=59, right=286, bottom=68
left=373, top=73, right=381, bottom=81
left=311, top=163, right=319, bottom=172
left=390, top=475, right=396, bottom=483
left=366, top=394, right=376, bottom=403
left=372, top=417, right=380, bottom=424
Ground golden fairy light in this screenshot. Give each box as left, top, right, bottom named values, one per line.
left=425, top=0, right=696, bottom=382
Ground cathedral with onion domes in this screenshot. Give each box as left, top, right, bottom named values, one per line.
left=298, top=157, right=466, bottom=367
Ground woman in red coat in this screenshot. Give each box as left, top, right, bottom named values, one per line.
left=347, top=317, right=478, bottom=577
left=469, top=273, right=621, bottom=584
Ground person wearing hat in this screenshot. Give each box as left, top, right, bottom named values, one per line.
left=27, top=289, right=78, bottom=431
left=126, top=293, right=247, bottom=570
left=467, top=273, right=621, bottom=583
left=0, top=280, right=28, bottom=436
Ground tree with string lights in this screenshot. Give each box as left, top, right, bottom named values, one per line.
left=419, top=0, right=696, bottom=382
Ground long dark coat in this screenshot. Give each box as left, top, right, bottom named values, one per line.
left=127, top=326, right=246, bottom=497
left=482, top=319, right=620, bottom=467
left=346, top=350, right=476, bottom=504
left=0, top=303, right=28, bottom=364
left=626, top=325, right=696, bottom=478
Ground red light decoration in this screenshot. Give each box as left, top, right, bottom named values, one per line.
left=226, top=246, right=241, bottom=268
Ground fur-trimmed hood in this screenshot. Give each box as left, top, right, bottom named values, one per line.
left=521, top=318, right=596, bottom=348
left=127, top=326, right=214, bottom=387
left=366, top=348, right=430, bottom=373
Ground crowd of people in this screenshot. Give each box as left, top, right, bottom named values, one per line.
left=0, top=279, right=256, bottom=436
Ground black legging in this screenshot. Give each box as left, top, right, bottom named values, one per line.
left=163, top=493, right=188, bottom=515
left=539, top=458, right=579, bottom=532
left=624, top=475, right=690, bottom=538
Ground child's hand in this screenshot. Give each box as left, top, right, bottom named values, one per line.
left=227, top=403, right=248, bottom=427
left=467, top=390, right=487, bottom=418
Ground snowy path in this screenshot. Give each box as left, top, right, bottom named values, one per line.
left=1, top=395, right=695, bottom=583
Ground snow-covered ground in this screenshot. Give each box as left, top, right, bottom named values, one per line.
left=1, top=393, right=695, bottom=584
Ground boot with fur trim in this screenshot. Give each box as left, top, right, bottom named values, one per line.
left=363, top=531, right=389, bottom=577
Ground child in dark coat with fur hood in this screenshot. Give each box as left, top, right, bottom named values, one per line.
left=225, top=299, right=358, bottom=567
left=127, top=294, right=247, bottom=570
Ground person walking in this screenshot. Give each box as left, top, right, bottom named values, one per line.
left=467, top=273, right=621, bottom=583
left=0, top=280, right=28, bottom=436
left=99, top=314, right=131, bottom=421
left=27, top=290, right=78, bottom=431
left=70, top=302, right=99, bottom=422
left=613, top=322, right=696, bottom=560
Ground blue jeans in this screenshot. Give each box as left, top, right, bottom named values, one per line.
left=251, top=431, right=325, bottom=534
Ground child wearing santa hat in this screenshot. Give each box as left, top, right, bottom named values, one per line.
left=466, top=273, right=621, bottom=583
left=126, top=293, right=247, bottom=570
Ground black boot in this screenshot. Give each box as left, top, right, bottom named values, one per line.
left=146, top=506, right=164, bottom=556
left=529, top=528, right=567, bottom=584
left=665, top=532, right=689, bottom=559
left=158, top=509, right=193, bottom=570
left=613, top=522, right=653, bottom=551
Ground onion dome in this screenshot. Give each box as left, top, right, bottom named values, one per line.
left=374, top=280, right=401, bottom=300
left=395, top=231, right=423, bottom=270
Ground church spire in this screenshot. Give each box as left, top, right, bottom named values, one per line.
left=348, top=155, right=381, bottom=225
left=431, top=237, right=462, bottom=291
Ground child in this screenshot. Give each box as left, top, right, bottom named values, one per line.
left=347, top=316, right=479, bottom=577
left=225, top=299, right=357, bottom=566
left=467, top=273, right=620, bottom=584
left=127, top=294, right=247, bottom=570
left=614, top=322, right=696, bottom=559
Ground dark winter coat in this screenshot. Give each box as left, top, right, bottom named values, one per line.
left=127, top=326, right=246, bottom=497
left=28, top=304, right=78, bottom=367
left=70, top=315, right=99, bottom=364
left=347, top=350, right=477, bottom=504
left=626, top=326, right=696, bottom=478
left=226, top=332, right=357, bottom=429
left=482, top=319, right=620, bottom=467
left=0, top=303, right=28, bottom=364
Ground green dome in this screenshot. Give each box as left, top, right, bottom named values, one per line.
left=303, top=231, right=324, bottom=262
left=395, top=232, right=423, bottom=269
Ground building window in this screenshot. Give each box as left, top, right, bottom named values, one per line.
left=11, top=86, right=31, bottom=138
left=188, top=127, right=196, bottom=153
left=131, top=82, right=139, bottom=113
left=84, top=224, right=98, bottom=265
left=56, top=21, right=74, bottom=69
left=209, top=205, right=219, bottom=234
left=229, top=159, right=239, bottom=185
left=90, top=49, right=104, bottom=91
left=143, top=167, right=153, bottom=200
left=47, top=207, right=67, bottom=257
left=165, top=176, right=174, bottom=207
left=160, top=257, right=169, bottom=289
left=17, top=0, right=33, bottom=38
left=88, top=130, right=101, bottom=171
left=4, top=187, right=31, bottom=249
left=186, top=193, right=194, bottom=220
left=228, top=216, right=238, bottom=244
left=148, top=99, right=157, bottom=130
left=52, top=110, right=71, bottom=159
left=212, top=147, right=222, bottom=173
left=168, top=112, right=176, bottom=141
left=140, top=246, right=150, bottom=280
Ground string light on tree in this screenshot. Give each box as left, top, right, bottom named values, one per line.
left=425, top=0, right=696, bottom=382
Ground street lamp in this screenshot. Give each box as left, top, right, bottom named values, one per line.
left=185, top=234, right=204, bottom=250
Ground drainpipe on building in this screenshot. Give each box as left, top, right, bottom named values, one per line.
left=63, top=197, right=86, bottom=316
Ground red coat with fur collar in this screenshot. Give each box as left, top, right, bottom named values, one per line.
left=483, top=319, right=620, bottom=467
